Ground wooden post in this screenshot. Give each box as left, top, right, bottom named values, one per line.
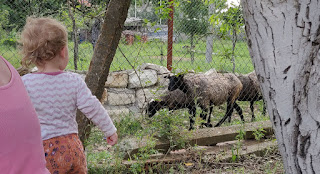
left=167, top=0, right=174, bottom=71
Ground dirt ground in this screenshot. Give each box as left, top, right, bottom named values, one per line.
left=147, top=147, right=284, bottom=174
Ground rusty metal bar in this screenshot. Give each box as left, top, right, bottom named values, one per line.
left=167, top=0, right=174, bottom=71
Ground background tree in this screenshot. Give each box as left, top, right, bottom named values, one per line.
left=176, top=0, right=209, bottom=62
left=205, top=0, right=228, bottom=63
left=210, top=4, right=243, bottom=73
left=63, top=0, right=109, bottom=69
left=242, top=0, right=320, bottom=173
left=76, top=0, right=131, bottom=145
left=2, top=0, right=65, bottom=30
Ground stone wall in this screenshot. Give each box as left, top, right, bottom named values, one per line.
left=102, top=63, right=172, bottom=119
left=73, top=63, right=216, bottom=120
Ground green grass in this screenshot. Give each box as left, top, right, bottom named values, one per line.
left=1, top=38, right=254, bottom=74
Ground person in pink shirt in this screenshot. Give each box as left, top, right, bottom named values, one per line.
left=20, top=17, right=118, bottom=174
left=0, top=55, right=50, bottom=174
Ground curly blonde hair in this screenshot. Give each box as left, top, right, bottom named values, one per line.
left=20, top=17, right=68, bottom=68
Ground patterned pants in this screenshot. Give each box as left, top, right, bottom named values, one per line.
left=43, top=134, right=87, bottom=174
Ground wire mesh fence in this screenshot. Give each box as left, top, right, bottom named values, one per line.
left=0, top=0, right=267, bottom=131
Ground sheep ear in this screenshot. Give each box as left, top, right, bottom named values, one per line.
left=178, top=74, right=184, bottom=78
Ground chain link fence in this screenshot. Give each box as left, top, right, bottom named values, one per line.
left=0, top=0, right=267, bottom=131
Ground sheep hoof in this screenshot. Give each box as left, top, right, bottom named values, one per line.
left=202, top=123, right=213, bottom=128
left=188, top=127, right=194, bottom=131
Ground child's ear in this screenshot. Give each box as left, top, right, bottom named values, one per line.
left=60, top=46, right=68, bottom=59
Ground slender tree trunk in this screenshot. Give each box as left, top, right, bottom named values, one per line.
left=242, top=1, right=320, bottom=173
left=231, top=28, right=237, bottom=73
left=190, top=33, right=194, bottom=62
left=68, top=1, right=79, bottom=70
left=76, top=0, right=131, bottom=145
left=205, top=3, right=214, bottom=63
left=91, top=18, right=102, bottom=50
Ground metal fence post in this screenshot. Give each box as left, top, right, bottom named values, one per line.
left=167, top=0, right=174, bottom=71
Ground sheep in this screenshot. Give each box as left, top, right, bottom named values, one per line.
left=17, top=66, right=31, bottom=76
left=146, top=89, right=197, bottom=130
left=17, top=66, right=38, bottom=76
left=166, top=73, right=245, bottom=129
left=235, top=71, right=266, bottom=121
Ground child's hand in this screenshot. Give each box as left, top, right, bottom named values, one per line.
left=106, top=132, right=118, bottom=146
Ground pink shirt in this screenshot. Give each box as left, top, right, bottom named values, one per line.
left=0, top=56, right=49, bottom=174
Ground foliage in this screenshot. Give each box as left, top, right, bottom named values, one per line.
left=253, top=125, right=267, bottom=141
left=176, top=0, right=209, bottom=36
left=129, top=135, right=158, bottom=174
left=2, top=1, right=65, bottom=31
left=0, top=8, right=9, bottom=40
left=114, top=114, right=143, bottom=139
left=148, top=109, right=191, bottom=150
left=2, top=30, right=17, bottom=47
left=154, top=0, right=179, bottom=20
left=204, top=0, right=228, bottom=14
left=175, top=0, right=209, bottom=61
left=232, top=123, right=245, bottom=162
left=209, top=3, right=244, bottom=72
left=211, top=5, right=244, bottom=37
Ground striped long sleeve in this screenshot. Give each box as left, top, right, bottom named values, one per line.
left=22, top=72, right=116, bottom=140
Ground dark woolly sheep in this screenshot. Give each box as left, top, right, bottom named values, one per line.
left=146, top=89, right=197, bottom=130
left=17, top=66, right=31, bottom=76
left=236, top=71, right=266, bottom=121
left=166, top=73, right=245, bottom=129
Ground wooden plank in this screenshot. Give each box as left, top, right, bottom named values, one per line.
left=123, top=139, right=277, bottom=166
left=125, top=121, right=273, bottom=159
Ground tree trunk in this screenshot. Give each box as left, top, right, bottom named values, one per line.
left=205, top=3, right=214, bottom=63
left=76, top=0, right=131, bottom=145
left=190, top=33, right=195, bottom=62
left=231, top=28, right=237, bottom=73
left=91, top=18, right=102, bottom=50
left=242, top=1, right=320, bottom=173
left=68, top=1, right=79, bottom=70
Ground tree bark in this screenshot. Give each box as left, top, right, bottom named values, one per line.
left=76, top=0, right=131, bottom=145
left=242, top=1, right=320, bottom=173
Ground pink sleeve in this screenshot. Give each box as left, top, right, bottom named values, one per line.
left=76, top=76, right=116, bottom=137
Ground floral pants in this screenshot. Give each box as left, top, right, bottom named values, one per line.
left=43, top=134, right=87, bottom=174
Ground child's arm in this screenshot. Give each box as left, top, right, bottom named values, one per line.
left=75, top=75, right=117, bottom=141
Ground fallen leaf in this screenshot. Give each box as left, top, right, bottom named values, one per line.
left=185, top=162, right=193, bottom=166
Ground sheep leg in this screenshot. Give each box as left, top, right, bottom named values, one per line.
left=200, top=107, right=209, bottom=127
left=200, top=104, right=213, bottom=128
left=188, top=105, right=196, bottom=130
left=214, top=101, right=234, bottom=127
left=233, top=102, right=245, bottom=122
left=200, top=110, right=207, bottom=120
left=250, top=100, right=255, bottom=122
left=205, top=102, right=214, bottom=127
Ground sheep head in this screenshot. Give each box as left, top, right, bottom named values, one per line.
left=166, top=74, right=185, bottom=92
left=146, top=99, right=165, bottom=117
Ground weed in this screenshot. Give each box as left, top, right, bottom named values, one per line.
left=253, top=125, right=267, bottom=141
left=232, top=123, right=245, bottom=162
left=148, top=109, right=191, bottom=150
left=129, top=135, right=158, bottom=174
left=114, top=114, right=143, bottom=139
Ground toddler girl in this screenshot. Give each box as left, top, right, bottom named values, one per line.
left=20, top=17, right=118, bottom=174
